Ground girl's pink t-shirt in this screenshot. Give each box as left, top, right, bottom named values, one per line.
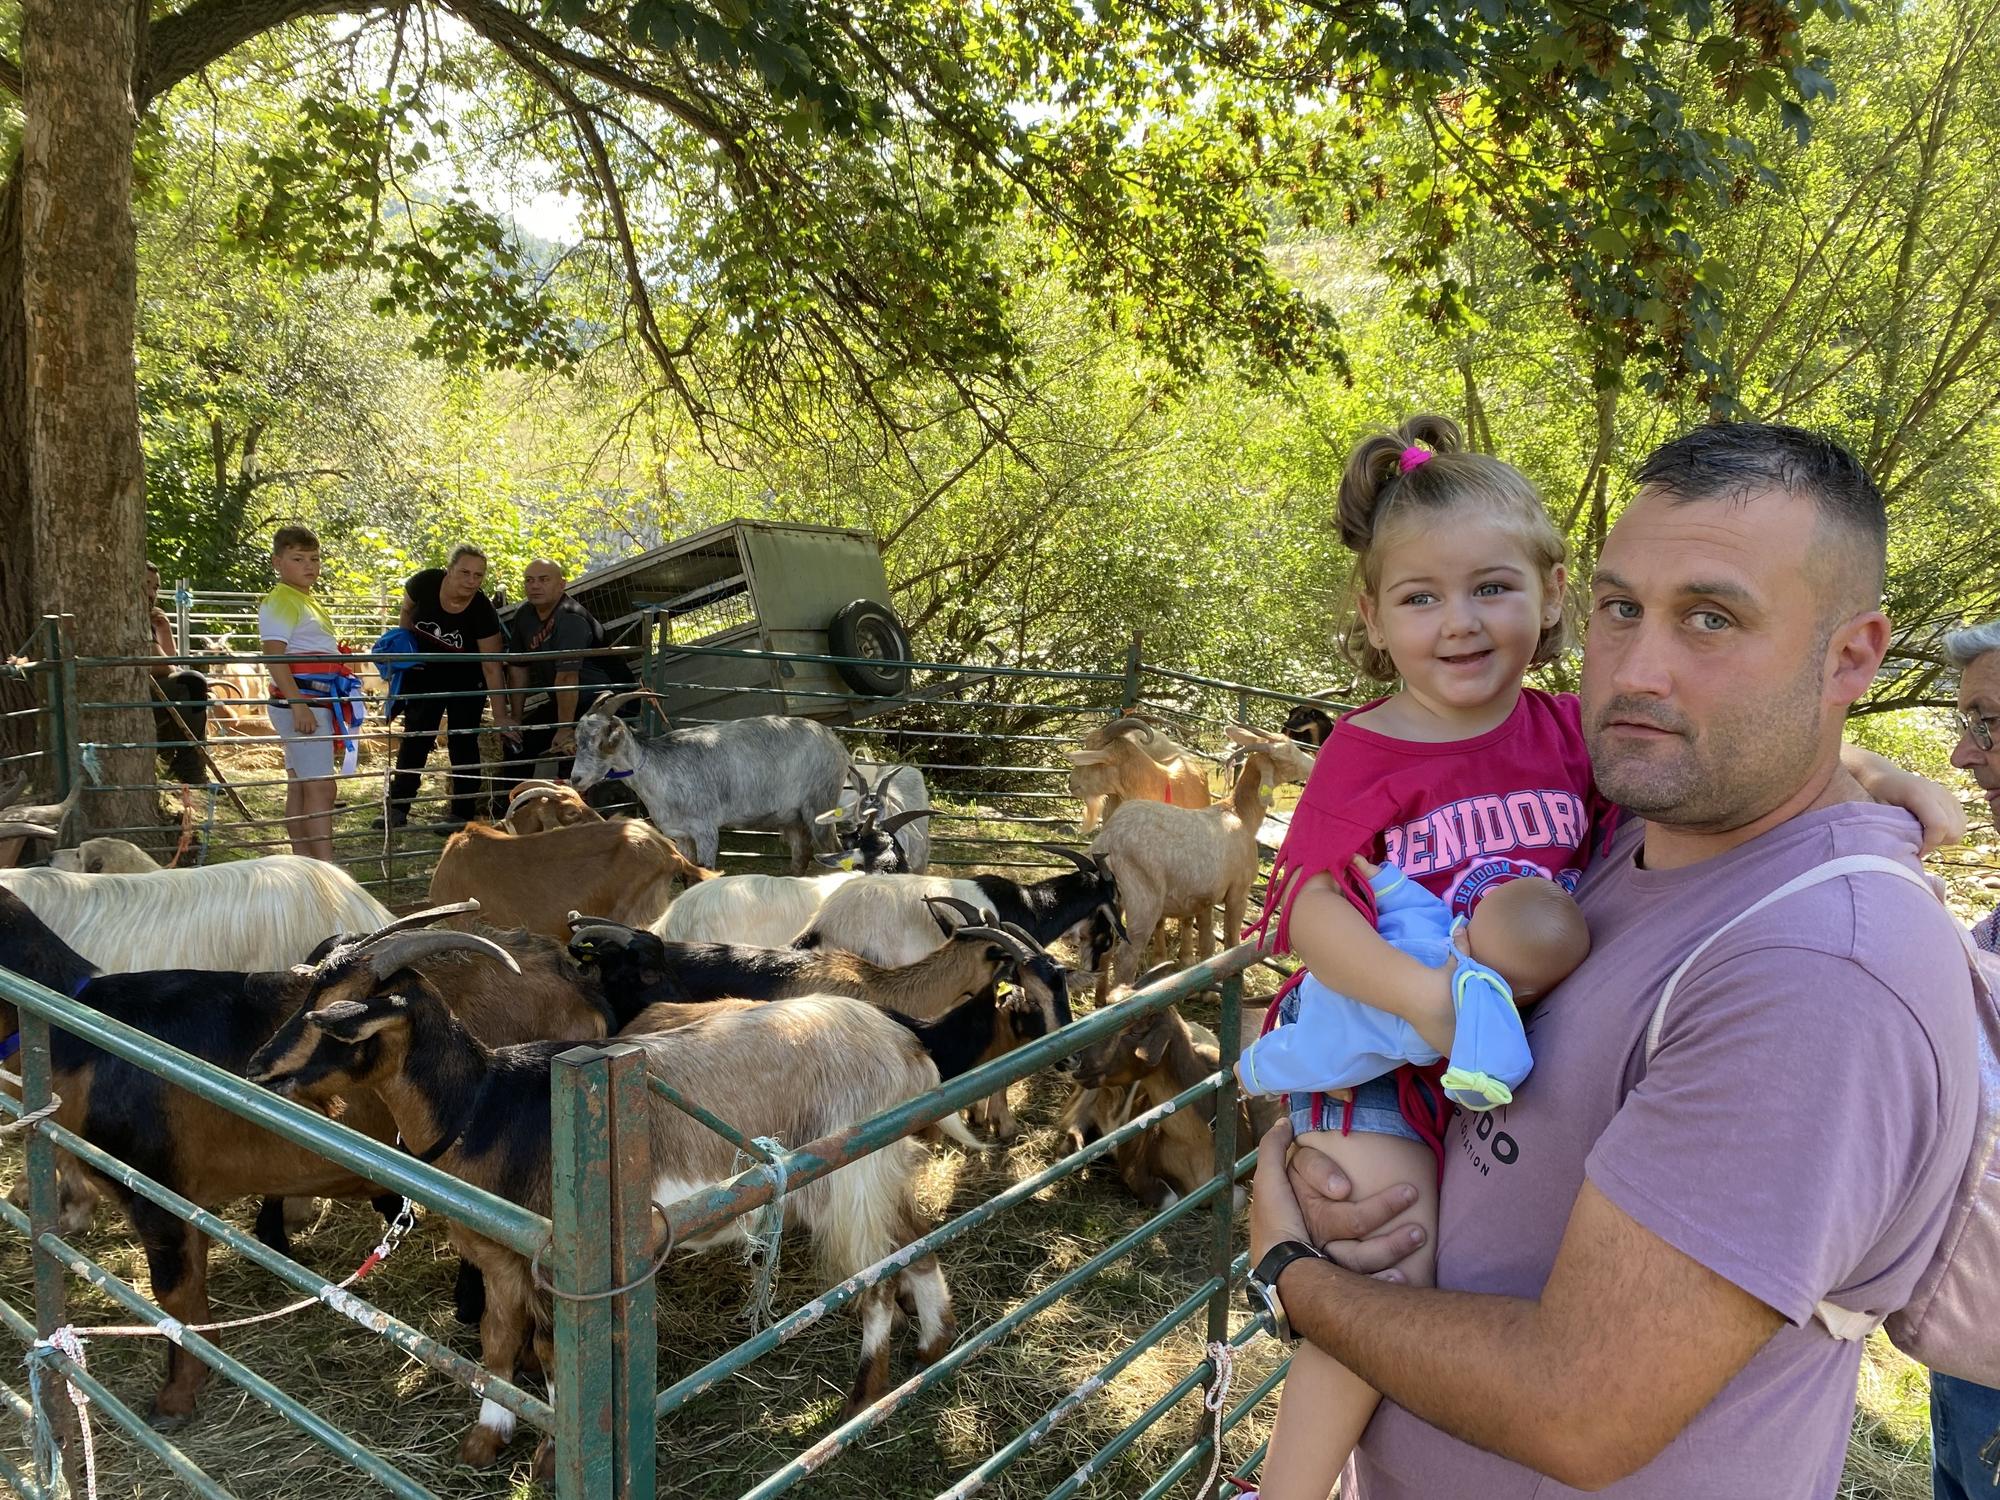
left=1253, top=687, right=1611, bottom=953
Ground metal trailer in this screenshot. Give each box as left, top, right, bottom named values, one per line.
left=559, top=520, right=914, bottom=725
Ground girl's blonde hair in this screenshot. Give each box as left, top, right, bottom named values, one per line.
left=1336, top=413, right=1573, bottom=682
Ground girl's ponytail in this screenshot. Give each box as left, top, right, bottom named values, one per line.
left=1334, top=414, right=1466, bottom=553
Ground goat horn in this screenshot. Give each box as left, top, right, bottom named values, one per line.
left=870, top=765, right=899, bottom=796
left=925, top=895, right=987, bottom=926
left=1099, top=717, right=1159, bottom=743
left=952, top=924, right=1034, bottom=964
left=352, top=900, right=482, bottom=948
left=997, top=920, right=1050, bottom=957
left=846, top=766, right=868, bottom=797
left=364, top=929, right=520, bottom=981
left=0, top=822, right=59, bottom=841
left=566, top=911, right=645, bottom=936
left=1034, top=844, right=1097, bottom=873
left=588, top=689, right=654, bottom=721
left=877, top=808, right=933, bottom=834
left=507, top=786, right=568, bottom=808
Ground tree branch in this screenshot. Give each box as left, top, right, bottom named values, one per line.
left=145, top=0, right=383, bottom=107
left=0, top=52, right=21, bottom=100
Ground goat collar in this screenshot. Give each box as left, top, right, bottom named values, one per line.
left=0, top=1031, right=17, bottom=1064
left=603, top=768, right=634, bottom=781
left=397, top=1067, right=495, bottom=1166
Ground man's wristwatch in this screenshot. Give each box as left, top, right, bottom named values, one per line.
left=1246, top=1240, right=1324, bottom=1345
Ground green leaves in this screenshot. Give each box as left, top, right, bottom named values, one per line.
left=225, top=95, right=577, bottom=374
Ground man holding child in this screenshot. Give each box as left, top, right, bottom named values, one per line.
left=1248, top=423, right=1979, bottom=1498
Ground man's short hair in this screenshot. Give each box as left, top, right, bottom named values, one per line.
left=1943, top=618, right=2000, bottom=670
left=1633, top=422, right=1887, bottom=601
left=272, top=525, right=320, bottom=554
left=446, top=543, right=487, bottom=571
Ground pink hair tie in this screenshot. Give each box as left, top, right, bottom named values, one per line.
left=1399, top=445, right=1433, bottom=473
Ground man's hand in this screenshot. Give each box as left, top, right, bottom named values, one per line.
left=553, top=727, right=576, bottom=755
left=1250, top=1121, right=1425, bottom=1276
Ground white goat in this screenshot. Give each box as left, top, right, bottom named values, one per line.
left=49, top=838, right=164, bottom=874
left=656, top=871, right=862, bottom=947
left=0, top=856, right=391, bottom=972
left=793, top=873, right=997, bottom=968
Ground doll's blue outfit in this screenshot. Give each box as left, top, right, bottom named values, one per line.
left=1235, top=863, right=1532, bottom=1112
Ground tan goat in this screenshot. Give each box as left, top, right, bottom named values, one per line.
left=1088, top=752, right=1274, bottom=988
left=500, top=781, right=604, bottom=835
left=1060, top=1000, right=1250, bottom=1209
left=428, top=819, right=714, bottom=941
left=1068, top=717, right=1213, bottom=834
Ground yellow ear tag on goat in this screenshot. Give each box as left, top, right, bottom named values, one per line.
left=995, top=981, right=1013, bottom=999
left=838, top=854, right=857, bottom=870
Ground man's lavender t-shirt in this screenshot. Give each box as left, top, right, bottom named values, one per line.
left=1348, top=803, right=1978, bottom=1499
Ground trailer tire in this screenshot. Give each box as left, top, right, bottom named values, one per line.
left=828, top=600, right=911, bottom=696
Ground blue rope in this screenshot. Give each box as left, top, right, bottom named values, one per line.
left=24, top=1342, right=63, bottom=1491
left=735, top=1135, right=789, bottom=1331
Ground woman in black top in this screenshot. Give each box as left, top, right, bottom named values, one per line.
left=386, top=544, right=516, bottom=827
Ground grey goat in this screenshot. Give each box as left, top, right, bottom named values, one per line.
left=568, top=698, right=850, bottom=872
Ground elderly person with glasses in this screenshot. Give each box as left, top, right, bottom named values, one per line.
left=1937, top=618, right=2000, bottom=1500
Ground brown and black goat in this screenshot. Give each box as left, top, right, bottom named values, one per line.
left=1059, top=988, right=1251, bottom=1210
left=248, top=974, right=958, bottom=1475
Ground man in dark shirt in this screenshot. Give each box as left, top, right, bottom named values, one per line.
left=496, top=558, right=602, bottom=792
left=385, top=543, right=514, bottom=828
left=145, top=563, right=210, bottom=784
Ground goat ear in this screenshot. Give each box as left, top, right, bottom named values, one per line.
left=1134, top=1013, right=1178, bottom=1070
left=307, top=998, right=403, bottom=1043
left=815, top=805, right=847, bottom=825
left=817, top=851, right=858, bottom=870
left=1067, top=749, right=1112, bottom=766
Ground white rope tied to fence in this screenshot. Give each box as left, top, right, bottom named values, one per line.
left=1197, top=1339, right=1236, bottom=1500
left=0, top=1065, right=61, bottom=1136
left=19, top=1196, right=419, bottom=1499
left=737, top=1134, right=790, bottom=1331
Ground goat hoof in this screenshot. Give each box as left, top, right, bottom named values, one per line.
left=458, top=1425, right=507, bottom=1468
left=147, top=1402, right=194, bottom=1434
left=915, top=1317, right=959, bottom=1368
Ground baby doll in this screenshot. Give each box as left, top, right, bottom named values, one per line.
left=1238, top=858, right=1590, bottom=1111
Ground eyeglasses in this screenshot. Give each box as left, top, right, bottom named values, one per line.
left=1955, top=709, right=2000, bottom=752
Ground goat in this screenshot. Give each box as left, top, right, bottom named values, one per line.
left=1089, top=753, right=1274, bottom=989
left=818, top=763, right=934, bottom=873
left=610, top=912, right=1075, bottom=1091
left=0, top=856, right=392, bottom=973
left=796, top=847, right=1123, bottom=972
left=0, top=903, right=534, bottom=1425
left=570, top=905, right=1040, bottom=1021
left=247, top=982, right=958, bottom=1472
left=427, top=819, right=714, bottom=942
left=1282, top=703, right=1336, bottom=748
left=656, top=871, right=858, bottom=947
left=1223, top=723, right=1316, bottom=786
left=49, top=837, right=163, bottom=874
left=500, top=781, right=603, bottom=835
left=1059, top=989, right=1249, bottom=1210
left=1068, top=717, right=1212, bottom=835
left=568, top=698, right=849, bottom=871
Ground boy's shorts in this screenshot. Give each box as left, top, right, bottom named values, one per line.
left=267, top=701, right=337, bottom=781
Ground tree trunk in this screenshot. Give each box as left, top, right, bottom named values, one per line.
left=22, top=0, right=158, bottom=840
left=0, top=160, right=36, bottom=771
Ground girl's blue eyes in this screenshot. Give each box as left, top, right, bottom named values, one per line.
left=1396, top=583, right=1512, bottom=606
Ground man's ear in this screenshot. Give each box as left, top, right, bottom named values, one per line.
left=1826, top=609, right=1892, bottom=706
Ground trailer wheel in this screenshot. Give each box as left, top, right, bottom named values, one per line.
left=828, top=599, right=911, bottom=696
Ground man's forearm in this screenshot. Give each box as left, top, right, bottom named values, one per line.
left=554, top=670, right=579, bottom=729
left=1279, top=1259, right=1583, bottom=1481
left=483, top=663, right=510, bottom=725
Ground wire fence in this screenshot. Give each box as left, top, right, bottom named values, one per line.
left=2, top=602, right=1346, bottom=903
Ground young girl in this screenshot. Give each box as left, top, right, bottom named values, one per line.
left=1237, top=417, right=1956, bottom=1500
left=1238, top=413, right=1600, bottom=1499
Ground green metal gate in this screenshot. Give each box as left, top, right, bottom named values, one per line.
left=0, top=616, right=1334, bottom=1498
